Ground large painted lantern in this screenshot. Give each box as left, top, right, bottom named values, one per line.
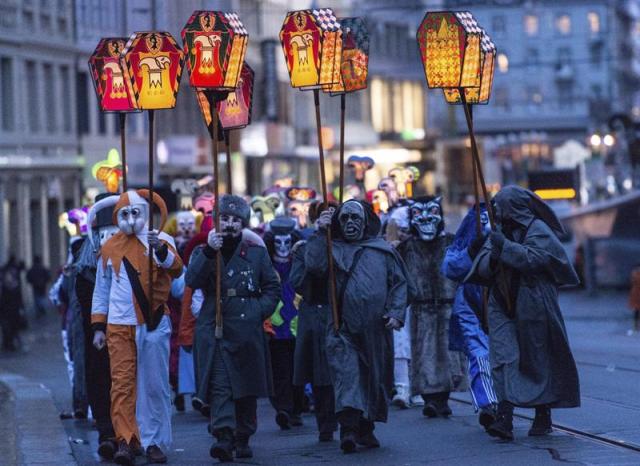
left=280, top=9, right=342, bottom=90
left=182, top=11, right=248, bottom=91
left=417, top=11, right=483, bottom=90
left=325, top=17, right=369, bottom=94
left=121, top=31, right=185, bottom=110
left=88, top=38, right=138, bottom=112
left=443, top=31, right=496, bottom=105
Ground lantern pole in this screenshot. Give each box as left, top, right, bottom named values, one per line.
left=224, top=129, right=233, bottom=194
left=207, top=91, right=224, bottom=340
left=313, top=89, right=340, bottom=332
left=119, top=113, right=128, bottom=192
left=338, top=93, right=346, bottom=203
left=147, top=109, right=155, bottom=311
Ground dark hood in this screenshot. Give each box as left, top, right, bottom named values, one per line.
left=331, top=200, right=381, bottom=241
left=494, top=186, right=565, bottom=237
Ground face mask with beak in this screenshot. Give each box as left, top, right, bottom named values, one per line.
left=339, top=201, right=366, bottom=242
left=410, top=197, right=444, bottom=242
left=117, top=203, right=148, bottom=236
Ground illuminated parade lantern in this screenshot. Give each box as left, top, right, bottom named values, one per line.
left=92, top=148, right=123, bottom=193
left=182, top=11, right=248, bottom=91
left=121, top=31, right=185, bottom=110
left=280, top=8, right=342, bottom=90
left=88, top=37, right=138, bottom=112
left=325, top=17, right=369, bottom=94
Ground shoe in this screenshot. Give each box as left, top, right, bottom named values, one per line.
left=422, top=401, right=439, bottom=418
left=146, top=444, right=168, bottom=464
left=487, top=401, right=514, bottom=441
left=356, top=432, right=380, bottom=449
left=290, top=414, right=303, bottom=427
left=479, top=408, right=498, bottom=431
left=174, top=394, right=185, bottom=412
left=318, top=431, right=334, bottom=442
left=234, top=438, right=253, bottom=459
left=528, top=407, right=553, bottom=436
left=410, top=395, right=424, bottom=406
left=114, top=441, right=135, bottom=466
left=210, top=429, right=235, bottom=462
left=340, top=431, right=357, bottom=454
left=275, top=410, right=291, bottom=430
left=437, top=401, right=452, bottom=418
left=192, top=396, right=204, bottom=411
left=392, top=384, right=410, bottom=409
left=97, top=439, right=116, bottom=460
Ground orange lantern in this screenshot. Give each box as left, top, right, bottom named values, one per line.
left=181, top=11, right=248, bottom=91
left=121, top=31, right=185, bottom=110
left=417, top=11, right=482, bottom=90
left=443, top=31, right=496, bottom=104
left=280, top=9, right=342, bottom=90
left=325, top=17, right=369, bottom=95
left=88, top=38, right=138, bottom=112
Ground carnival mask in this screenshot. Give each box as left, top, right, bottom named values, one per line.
left=480, top=211, right=491, bottom=234
left=220, top=214, right=243, bottom=238
left=410, top=198, right=443, bottom=242
left=287, top=201, right=309, bottom=229
left=378, top=177, right=399, bottom=207
left=117, top=204, right=147, bottom=236
left=339, top=201, right=365, bottom=242
left=274, top=234, right=293, bottom=259
left=98, top=225, right=119, bottom=247
left=176, top=211, right=196, bottom=240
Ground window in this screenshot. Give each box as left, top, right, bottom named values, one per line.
left=497, top=53, right=509, bottom=73
left=555, top=14, right=571, bottom=35
left=495, top=87, right=509, bottom=111
left=557, top=47, right=572, bottom=64
left=75, top=71, right=89, bottom=135
left=590, top=44, right=603, bottom=65
left=588, top=12, right=600, bottom=34
left=526, top=48, right=540, bottom=66
left=59, top=65, right=71, bottom=133
left=524, top=14, right=539, bottom=36
left=492, top=15, right=506, bottom=36
left=43, top=64, right=56, bottom=132
left=25, top=61, right=40, bottom=132
left=526, top=86, right=543, bottom=106
left=1, top=57, right=14, bottom=131
left=558, top=82, right=574, bottom=108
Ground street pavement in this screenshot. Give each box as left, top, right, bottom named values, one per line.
left=2, top=289, right=640, bottom=465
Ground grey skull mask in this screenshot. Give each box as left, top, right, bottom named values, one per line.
left=410, top=198, right=443, bottom=242
left=274, top=234, right=293, bottom=259
left=339, top=201, right=365, bottom=242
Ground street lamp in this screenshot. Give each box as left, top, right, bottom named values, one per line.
left=603, top=134, right=615, bottom=147
left=590, top=133, right=602, bottom=148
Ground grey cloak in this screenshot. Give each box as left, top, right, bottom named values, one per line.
left=397, top=235, right=468, bottom=396
left=466, top=186, right=580, bottom=408
left=305, top=219, right=411, bottom=422
left=185, top=240, right=281, bottom=400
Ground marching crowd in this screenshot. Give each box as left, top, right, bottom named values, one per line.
left=46, top=174, right=581, bottom=465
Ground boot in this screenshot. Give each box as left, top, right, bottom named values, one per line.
left=97, top=439, right=116, bottom=460
left=234, top=436, right=253, bottom=459
left=146, top=444, right=168, bottom=464
left=210, top=428, right=235, bottom=462
left=113, top=440, right=135, bottom=466
left=338, top=409, right=360, bottom=454
left=487, top=401, right=514, bottom=441
left=435, top=392, right=452, bottom=417
left=290, top=413, right=304, bottom=427
left=275, top=410, right=291, bottom=430
left=340, top=429, right=357, bottom=454
left=356, top=419, right=380, bottom=449
left=478, top=405, right=498, bottom=431
left=174, top=394, right=185, bottom=412
left=528, top=406, right=552, bottom=436
left=392, top=384, right=410, bottom=409
left=421, top=393, right=439, bottom=418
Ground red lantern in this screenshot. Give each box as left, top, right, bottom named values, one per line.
left=88, top=38, right=138, bottom=112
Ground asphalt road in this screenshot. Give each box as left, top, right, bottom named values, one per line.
left=2, top=289, right=640, bottom=465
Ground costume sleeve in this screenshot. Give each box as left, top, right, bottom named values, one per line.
left=256, top=247, right=282, bottom=320
left=289, top=242, right=306, bottom=291
left=177, top=286, right=195, bottom=347
left=383, top=253, right=409, bottom=324
left=304, top=232, right=328, bottom=275
left=185, top=245, right=214, bottom=292
left=75, top=271, right=95, bottom=316
left=442, top=247, right=473, bottom=282
left=171, top=269, right=186, bottom=299
left=191, top=289, right=204, bottom=317
left=91, top=261, right=112, bottom=328
left=156, top=241, right=183, bottom=278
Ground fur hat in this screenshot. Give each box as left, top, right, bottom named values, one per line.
left=219, top=194, right=251, bottom=227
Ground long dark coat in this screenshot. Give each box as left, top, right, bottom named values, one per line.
left=185, top=241, right=281, bottom=400
left=397, top=235, right=468, bottom=395
left=467, top=187, right=580, bottom=409
left=290, top=241, right=333, bottom=387
left=305, top=230, right=410, bottom=423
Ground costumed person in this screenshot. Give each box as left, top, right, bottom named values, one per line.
left=290, top=200, right=338, bottom=441
left=26, top=255, right=51, bottom=317
left=466, top=186, right=580, bottom=441
left=263, top=216, right=305, bottom=430
left=91, top=190, right=183, bottom=465
left=0, top=256, right=25, bottom=351
left=396, top=197, right=468, bottom=418
left=75, top=193, right=119, bottom=459
left=306, top=199, right=411, bottom=454
left=441, top=204, right=499, bottom=431
left=185, top=195, right=280, bottom=462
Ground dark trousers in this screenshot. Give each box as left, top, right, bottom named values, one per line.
left=269, top=339, right=304, bottom=417
left=337, top=407, right=374, bottom=438
left=311, top=385, right=337, bottom=435
left=209, top=342, right=257, bottom=440
left=84, top=327, right=115, bottom=441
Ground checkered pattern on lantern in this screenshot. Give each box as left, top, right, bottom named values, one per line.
left=312, top=8, right=340, bottom=32
left=423, top=18, right=463, bottom=88
left=454, top=11, right=481, bottom=34
left=460, top=34, right=481, bottom=87
left=481, top=31, right=496, bottom=54
left=319, top=31, right=338, bottom=85
left=224, top=12, right=248, bottom=35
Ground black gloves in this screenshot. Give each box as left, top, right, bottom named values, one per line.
left=490, top=230, right=506, bottom=260
left=468, top=234, right=487, bottom=259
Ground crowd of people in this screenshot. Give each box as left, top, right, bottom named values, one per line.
left=41, top=172, right=581, bottom=465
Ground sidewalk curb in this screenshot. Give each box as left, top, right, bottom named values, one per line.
left=0, top=373, right=77, bottom=466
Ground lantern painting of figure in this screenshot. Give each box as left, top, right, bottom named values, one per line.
left=326, top=17, right=369, bottom=94
left=182, top=11, right=248, bottom=91
left=121, top=31, right=185, bottom=110
left=88, top=38, right=138, bottom=112
left=280, top=9, right=342, bottom=90
left=218, top=62, right=254, bottom=130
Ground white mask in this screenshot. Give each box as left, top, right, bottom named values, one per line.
left=98, top=225, right=119, bottom=247
left=117, top=203, right=148, bottom=236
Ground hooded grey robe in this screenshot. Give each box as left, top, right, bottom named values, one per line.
left=466, top=186, right=580, bottom=408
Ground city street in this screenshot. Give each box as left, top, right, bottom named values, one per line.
left=2, top=290, right=640, bottom=465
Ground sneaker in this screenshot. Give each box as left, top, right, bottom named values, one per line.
left=275, top=410, right=291, bottom=430
left=114, top=441, right=135, bottom=466
left=356, top=432, right=380, bottom=449
left=192, top=396, right=204, bottom=411
left=340, top=431, right=357, bottom=454
left=97, top=439, right=116, bottom=460
left=146, top=444, right=168, bottom=464
left=528, top=407, right=552, bottom=436
left=392, top=384, right=410, bottom=409
left=410, top=395, right=424, bottom=406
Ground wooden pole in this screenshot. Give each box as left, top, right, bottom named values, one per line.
left=313, top=89, right=340, bottom=332
left=224, top=129, right=232, bottom=194
left=207, top=91, right=224, bottom=340
left=147, top=109, right=155, bottom=314
left=338, top=93, right=346, bottom=203
left=119, top=113, right=127, bottom=192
